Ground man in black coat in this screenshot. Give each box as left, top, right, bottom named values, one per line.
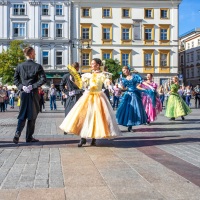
left=60, top=62, right=83, bottom=134
left=13, top=47, right=46, bottom=144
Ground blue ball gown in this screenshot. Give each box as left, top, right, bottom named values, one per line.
left=116, top=74, right=147, bottom=127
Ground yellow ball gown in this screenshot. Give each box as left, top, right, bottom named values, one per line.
left=59, top=72, right=121, bottom=139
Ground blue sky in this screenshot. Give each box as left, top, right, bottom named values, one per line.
left=179, top=0, right=200, bottom=36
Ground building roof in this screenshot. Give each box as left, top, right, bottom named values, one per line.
left=179, top=28, right=200, bottom=39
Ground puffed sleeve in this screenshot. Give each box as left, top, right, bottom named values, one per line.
left=81, top=73, right=92, bottom=89
left=134, top=74, right=143, bottom=84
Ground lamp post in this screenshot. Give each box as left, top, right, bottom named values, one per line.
left=71, top=38, right=91, bottom=73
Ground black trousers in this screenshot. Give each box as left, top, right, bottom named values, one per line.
left=15, top=119, right=36, bottom=141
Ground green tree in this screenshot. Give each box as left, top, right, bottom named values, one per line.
left=104, top=58, right=122, bottom=81
left=0, top=40, right=26, bottom=85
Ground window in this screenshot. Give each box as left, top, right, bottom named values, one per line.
left=42, top=5, right=49, bottom=15
left=82, top=53, right=89, bottom=66
left=187, top=43, right=190, bottom=49
left=13, top=4, right=25, bottom=15
left=101, top=24, right=112, bottom=44
left=160, top=9, right=169, bottom=19
left=159, top=24, right=170, bottom=44
left=187, top=54, right=189, bottom=63
left=56, top=5, right=62, bottom=15
left=158, top=50, right=170, bottom=73
left=56, top=24, right=63, bottom=37
left=181, top=55, right=184, bottom=63
left=198, top=69, right=200, bottom=76
left=122, top=8, right=130, bottom=18
left=102, top=8, right=112, bottom=18
left=144, top=8, right=153, bottom=18
left=82, top=28, right=89, bottom=39
left=56, top=52, right=62, bottom=65
left=122, top=28, right=129, bottom=40
left=191, top=53, right=194, bottom=62
left=198, top=39, right=200, bottom=46
left=143, top=49, right=154, bottom=73
left=160, top=54, right=167, bottom=66
left=80, top=23, right=92, bottom=40
left=13, top=23, right=25, bottom=37
left=197, top=50, right=200, bottom=60
left=187, top=69, right=189, bottom=78
left=101, top=49, right=113, bottom=60
left=82, top=7, right=91, bottom=17
left=42, top=23, right=49, bottom=37
left=160, top=29, right=167, bottom=40
left=143, top=24, right=154, bottom=45
left=120, top=50, right=132, bottom=66
left=42, top=51, right=49, bottom=65
left=145, top=29, right=152, bottom=40
left=192, top=41, right=194, bottom=48
left=191, top=68, right=194, bottom=77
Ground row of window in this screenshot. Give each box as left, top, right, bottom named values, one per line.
left=82, top=7, right=170, bottom=19
left=187, top=39, right=200, bottom=49
left=13, top=4, right=63, bottom=16
left=186, top=68, right=200, bottom=78
left=80, top=24, right=170, bottom=43
left=186, top=51, right=200, bottom=63
left=13, top=23, right=63, bottom=38
left=12, top=22, right=170, bottom=41
left=40, top=49, right=170, bottom=68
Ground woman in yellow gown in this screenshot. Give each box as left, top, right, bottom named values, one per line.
left=59, top=58, right=121, bottom=147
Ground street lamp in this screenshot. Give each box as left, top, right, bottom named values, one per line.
left=71, top=38, right=91, bottom=73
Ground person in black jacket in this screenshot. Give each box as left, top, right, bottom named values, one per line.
left=60, top=62, right=83, bottom=134
left=13, top=47, right=46, bottom=144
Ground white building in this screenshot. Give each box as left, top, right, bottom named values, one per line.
left=0, top=0, right=182, bottom=86
left=0, top=0, right=71, bottom=85
left=72, top=0, right=182, bottom=85
left=178, top=28, right=200, bottom=86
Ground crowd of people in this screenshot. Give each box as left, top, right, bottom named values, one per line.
left=0, top=47, right=199, bottom=147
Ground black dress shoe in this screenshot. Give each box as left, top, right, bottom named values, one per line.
left=181, top=116, right=185, bottom=120
left=90, top=138, right=96, bottom=146
left=169, top=117, right=175, bottom=121
left=26, top=138, right=39, bottom=143
left=78, top=138, right=86, bottom=147
left=128, top=126, right=132, bottom=132
left=64, top=132, right=68, bottom=135
left=13, top=137, right=19, bottom=144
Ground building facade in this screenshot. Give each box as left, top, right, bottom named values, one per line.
left=178, top=28, right=200, bottom=86
left=72, top=0, right=182, bottom=85
left=0, top=0, right=182, bottom=86
left=0, top=0, right=71, bottom=85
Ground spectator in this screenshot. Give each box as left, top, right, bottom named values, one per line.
left=49, top=84, right=57, bottom=110
left=194, top=84, right=200, bottom=108
left=0, top=85, right=6, bottom=112
left=112, top=83, right=122, bottom=110
left=38, top=87, right=45, bottom=112
left=9, top=88, right=15, bottom=109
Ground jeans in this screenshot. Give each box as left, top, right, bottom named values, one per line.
left=185, top=95, right=191, bottom=106
left=159, top=94, right=165, bottom=107
left=112, top=96, right=120, bottom=108
left=50, top=95, right=57, bottom=110
left=10, top=97, right=15, bottom=108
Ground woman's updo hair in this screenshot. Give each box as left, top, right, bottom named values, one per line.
left=122, top=66, right=130, bottom=71
left=173, top=76, right=179, bottom=82
left=72, top=62, right=79, bottom=68
left=24, top=47, right=34, bottom=56
left=92, top=58, right=102, bottom=66
left=147, top=73, right=153, bottom=77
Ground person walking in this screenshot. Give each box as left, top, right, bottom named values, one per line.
left=38, top=87, right=45, bottom=112
left=185, top=85, right=192, bottom=107
left=112, top=83, right=122, bottom=110
left=59, top=62, right=83, bottom=134
left=0, top=85, right=6, bottom=112
left=165, top=76, right=191, bottom=121
left=158, top=85, right=165, bottom=108
left=49, top=84, right=57, bottom=110
left=194, top=84, right=200, bottom=108
left=9, top=88, right=15, bottom=109
left=59, top=58, right=120, bottom=147
left=13, top=46, right=46, bottom=144
left=3, top=86, right=9, bottom=111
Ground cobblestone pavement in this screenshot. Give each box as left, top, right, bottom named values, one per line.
left=0, top=100, right=200, bottom=200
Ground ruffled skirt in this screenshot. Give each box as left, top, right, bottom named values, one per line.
left=116, top=91, right=147, bottom=126
left=59, top=91, right=121, bottom=138
left=165, top=93, right=191, bottom=118
left=142, top=95, right=162, bottom=122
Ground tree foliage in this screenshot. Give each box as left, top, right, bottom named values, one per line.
left=0, top=40, right=26, bottom=85
left=104, top=59, right=122, bottom=81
